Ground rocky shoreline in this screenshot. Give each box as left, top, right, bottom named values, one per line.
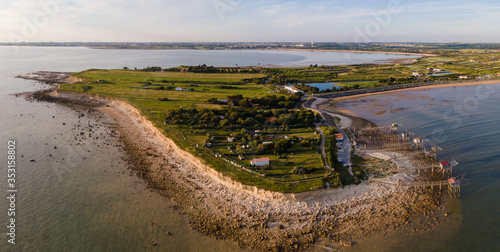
left=28, top=88, right=446, bottom=251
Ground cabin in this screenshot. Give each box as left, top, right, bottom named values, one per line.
left=440, top=161, right=451, bottom=169
left=175, top=87, right=187, bottom=91
left=227, top=137, right=235, bottom=143
left=412, top=72, right=421, bottom=77
left=459, top=75, right=469, bottom=79
left=401, top=132, right=409, bottom=138
left=448, top=177, right=460, bottom=188
left=413, top=138, right=421, bottom=144
left=335, top=133, right=344, bottom=141
left=251, top=157, right=270, bottom=167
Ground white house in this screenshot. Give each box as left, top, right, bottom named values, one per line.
left=227, top=137, right=235, bottom=143
left=175, top=87, right=187, bottom=91
left=459, top=75, right=469, bottom=79
left=412, top=72, right=421, bottom=77
left=284, top=86, right=304, bottom=93
left=251, top=157, right=270, bottom=167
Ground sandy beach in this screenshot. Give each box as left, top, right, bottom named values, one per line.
left=25, top=88, right=451, bottom=251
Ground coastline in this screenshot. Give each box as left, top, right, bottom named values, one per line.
left=26, top=88, right=447, bottom=251
left=88, top=46, right=433, bottom=57
left=331, top=79, right=500, bottom=102
left=273, top=48, right=434, bottom=57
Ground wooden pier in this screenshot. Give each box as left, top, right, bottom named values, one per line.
left=358, top=124, right=462, bottom=198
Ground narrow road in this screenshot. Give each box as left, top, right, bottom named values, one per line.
left=315, top=122, right=329, bottom=169
left=303, top=97, right=353, bottom=171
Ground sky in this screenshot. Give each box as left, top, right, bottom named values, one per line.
left=2, top=0, right=500, bottom=43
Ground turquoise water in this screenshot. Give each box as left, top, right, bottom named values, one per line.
left=336, top=85, right=500, bottom=251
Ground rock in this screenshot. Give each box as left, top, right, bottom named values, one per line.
left=342, top=240, right=353, bottom=247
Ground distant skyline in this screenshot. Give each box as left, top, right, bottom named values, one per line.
left=2, top=0, right=500, bottom=43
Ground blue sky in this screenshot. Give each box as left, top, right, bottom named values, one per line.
left=2, top=0, right=500, bottom=42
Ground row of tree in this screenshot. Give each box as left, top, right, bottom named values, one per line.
left=165, top=107, right=316, bottom=130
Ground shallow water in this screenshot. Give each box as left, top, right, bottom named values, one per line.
left=335, top=85, right=500, bottom=251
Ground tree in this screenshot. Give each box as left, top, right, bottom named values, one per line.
left=238, top=99, right=252, bottom=108
left=220, top=119, right=230, bottom=128
left=274, top=139, right=290, bottom=155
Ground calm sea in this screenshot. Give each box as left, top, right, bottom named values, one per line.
left=335, top=86, right=500, bottom=251
left=1, top=46, right=488, bottom=252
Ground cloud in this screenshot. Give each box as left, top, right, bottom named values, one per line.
left=1, top=0, right=500, bottom=42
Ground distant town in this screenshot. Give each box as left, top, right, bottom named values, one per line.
left=3, top=42, right=500, bottom=54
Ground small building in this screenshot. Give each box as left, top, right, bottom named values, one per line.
left=335, top=133, right=344, bottom=141
left=413, top=138, right=421, bottom=144
left=448, top=177, right=460, bottom=188
left=440, top=161, right=451, bottom=169
left=206, top=142, right=212, bottom=147
left=262, top=141, right=273, bottom=145
left=459, top=75, right=469, bottom=79
left=401, top=132, right=409, bottom=138
left=265, top=116, right=277, bottom=123
left=284, top=86, right=304, bottom=93
left=251, top=157, right=270, bottom=167
left=228, top=137, right=235, bottom=143
left=412, top=72, right=421, bottom=77
left=175, top=87, right=187, bottom=91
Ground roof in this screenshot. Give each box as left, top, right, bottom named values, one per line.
left=440, top=161, right=450, bottom=166
left=252, top=158, right=270, bottom=162
left=335, top=133, right=344, bottom=138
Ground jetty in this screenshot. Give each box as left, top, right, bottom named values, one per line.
left=358, top=124, right=462, bottom=198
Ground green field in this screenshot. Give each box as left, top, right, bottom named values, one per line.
left=63, top=69, right=269, bottom=110
left=59, top=49, right=500, bottom=193
left=60, top=69, right=327, bottom=193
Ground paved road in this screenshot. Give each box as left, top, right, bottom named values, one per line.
left=303, top=97, right=353, bottom=171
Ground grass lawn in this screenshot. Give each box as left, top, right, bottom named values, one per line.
left=60, top=69, right=328, bottom=193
